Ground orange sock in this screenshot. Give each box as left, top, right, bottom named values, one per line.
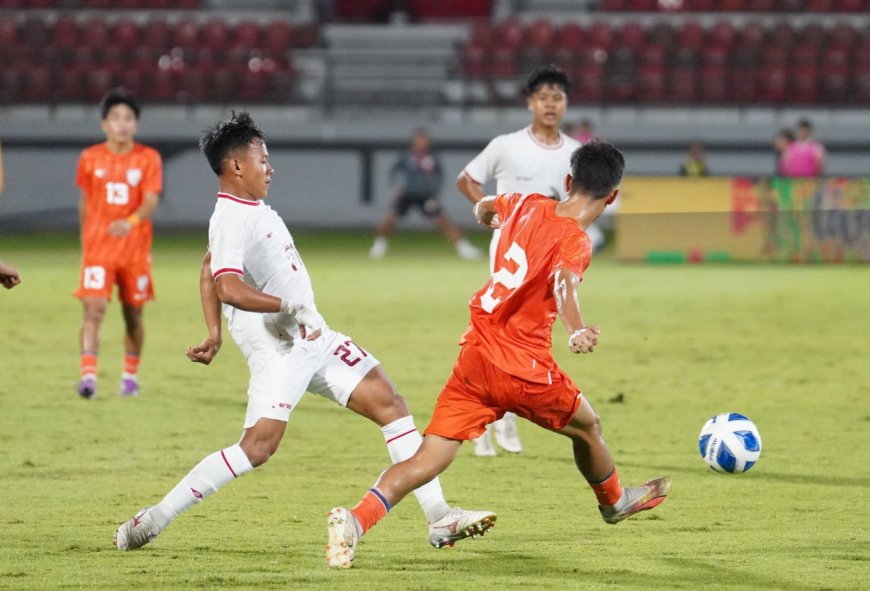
left=123, top=352, right=140, bottom=377
left=589, top=467, right=623, bottom=506
left=80, top=352, right=97, bottom=378
left=350, top=489, right=391, bottom=535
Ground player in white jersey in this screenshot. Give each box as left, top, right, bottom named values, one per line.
left=457, top=65, right=602, bottom=457
left=113, top=112, right=494, bottom=553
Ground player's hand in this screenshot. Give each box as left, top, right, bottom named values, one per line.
left=108, top=219, right=133, bottom=237
left=569, top=325, right=601, bottom=354
left=295, top=306, right=325, bottom=341
left=0, top=262, right=21, bottom=289
left=187, top=337, right=222, bottom=365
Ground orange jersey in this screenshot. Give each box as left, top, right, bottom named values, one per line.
left=463, top=193, right=592, bottom=383
left=76, top=143, right=162, bottom=264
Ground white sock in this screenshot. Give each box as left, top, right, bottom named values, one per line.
left=150, top=444, right=253, bottom=530
left=381, top=416, right=450, bottom=523
left=373, top=236, right=387, bottom=248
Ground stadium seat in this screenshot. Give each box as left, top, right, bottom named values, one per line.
left=708, top=22, right=735, bottom=49
left=747, top=0, right=776, bottom=10
left=669, top=66, right=697, bottom=101
left=835, top=0, right=865, bottom=10
left=263, top=21, right=293, bottom=56
left=789, top=65, right=820, bottom=102
left=728, top=67, right=757, bottom=102
left=820, top=67, right=849, bottom=101
left=792, top=45, right=820, bottom=66
left=200, top=19, right=230, bottom=53
left=571, top=64, right=604, bottom=102
left=806, top=0, right=835, bottom=11
left=677, top=21, right=705, bottom=50
left=617, top=22, right=646, bottom=50
left=494, top=18, right=524, bottom=50
left=52, top=16, right=79, bottom=52
left=588, top=23, right=614, bottom=50
left=81, top=18, right=111, bottom=52
left=488, top=46, right=517, bottom=78
left=717, top=0, right=745, bottom=10
left=638, top=43, right=667, bottom=66
left=756, top=65, right=787, bottom=103
left=461, top=44, right=488, bottom=78
left=637, top=63, right=666, bottom=101
left=111, top=19, right=141, bottom=54
left=699, top=64, right=728, bottom=102
left=526, top=19, right=555, bottom=52
left=172, top=19, right=199, bottom=49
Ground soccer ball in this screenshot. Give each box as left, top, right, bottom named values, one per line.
left=698, top=413, right=762, bottom=473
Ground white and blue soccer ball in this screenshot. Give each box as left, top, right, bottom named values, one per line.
left=698, top=413, right=762, bottom=474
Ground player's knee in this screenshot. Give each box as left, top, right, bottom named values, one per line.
left=240, top=438, right=281, bottom=467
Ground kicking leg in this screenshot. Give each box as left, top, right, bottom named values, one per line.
left=558, top=397, right=670, bottom=524
left=113, top=418, right=285, bottom=550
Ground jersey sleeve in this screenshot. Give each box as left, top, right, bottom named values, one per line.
left=75, top=150, right=90, bottom=191
left=209, top=212, right=247, bottom=279
left=462, top=136, right=501, bottom=185
left=550, top=229, right=592, bottom=280
left=141, top=148, right=163, bottom=195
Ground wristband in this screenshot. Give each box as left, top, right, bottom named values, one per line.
left=126, top=213, right=141, bottom=226
left=279, top=298, right=296, bottom=314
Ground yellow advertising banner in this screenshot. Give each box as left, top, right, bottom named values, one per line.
left=616, top=177, right=870, bottom=263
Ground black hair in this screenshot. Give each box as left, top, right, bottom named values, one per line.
left=776, top=128, right=795, bottom=142
left=525, top=64, right=570, bottom=96
left=100, top=87, right=140, bottom=120
left=797, top=118, right=813, bottom=130
left=199, top=111, right=266, bottom=176
left=569, top=141, right=625, bottom=200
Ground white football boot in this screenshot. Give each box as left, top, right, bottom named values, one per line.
left=493, top=413, right=523, bottom=454
left=326, top=507, right=359, bottom=568
left=428, top=507, right=497, bottom=548
left=599, top=477, right=672, bottom=524
left=114, top=507, right=161, bottom=550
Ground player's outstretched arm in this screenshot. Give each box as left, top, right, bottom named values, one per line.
left=457, top=173, right=484, bottom=205
left=553, top=268, right=600, bottom=354
left=473, top=197, right=501, bottom=228
left=187, top=252, right=223, bottom=364
left=0, top=260, right=21, bottom=289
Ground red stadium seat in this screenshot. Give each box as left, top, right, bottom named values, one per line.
left=21, top=65, right=52, bottom=103
left=81, top=18, right=111, bottom=52
left=172, top=19, right=199, bottom=49
left=526, top=19, right=555, bottom=52
left=756, top=65, right=787, bottom=103
left=52, top=16, right=79, bottom=52
left=684, top=0, right=714, bottom=11
left=708, top=22, right=735, bottom=49
left=494, top=19, right=524, bottom=50
left=669, top=66, right=697, bottom=101
left=571, top=65, right=604, bottom=102
left=791, top=45, right=819, bottom=66
left=587, top=23, right=613, bottom=50
left=828, top=23, right=857, bottom=48
left=728, top=67, right=757, bottom=102
left=57, top=67, right=86, bottom=102
left=699, top=64, right=728, bottom=102
left=647, top=22, right=675, bottom=48
left=717, top=0, right=744, bottom=10
left=617, top=22, right=646, bottom=50
left=778, top=0, right=804, bottom=11
left=806, top=0, right=834, bottom=10
left=768, top=23, right=795, bottom=47
left=233, top=20, right=261, bottom=49
left=552, top=23, right=586, bottom=66
left=790, top=65, right=819, bottom=102
left=637, top=63, right=665, bottom=101
left=738, top=20, right=766, bottom=48
left=797, top=24, right=826, bottom=47
left=835, top=0, right=865, bottom=10
left=820, top=66, right=849, bottom=101
left=677, top=20, right=705, bottom=50
left=461, top=44, right=488, bottom=78
left=488, top=46, right=517, bottom=78
left=263, top=21, right=292, bottom=57
left=638, top=43, right=667, bottom=66
left=469, top=21, right=495, bottom=49
left=200, top=18, right=230, bottom=52
left=112, top=19, right=141, bottom=54
left=746, top=0, right=776, bottom=9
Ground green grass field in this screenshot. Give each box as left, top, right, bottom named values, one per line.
left=0, top=232, right=868, bottom=590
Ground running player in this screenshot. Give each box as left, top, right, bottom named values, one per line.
left=326, top=142, right=670, bottom=569
left=457, top=65, right=596, bottom=456
left=74, top=87, right=162, bottom=399
left=113, top=112, right=493, bottom=552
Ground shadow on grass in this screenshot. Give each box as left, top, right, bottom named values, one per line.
left=619, top=461, right=870, bottom=488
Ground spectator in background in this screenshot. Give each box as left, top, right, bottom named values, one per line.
left=568, top=119, right=596, bottom=144
left=774, top=129, right=795, bottom=176
left=679, top=142, right=710, bottom=177
left=0, top=260, right=21, bottom=289
left=369, top=128, right=481, bottom=260
left=795, top=119, right=826, bottom=175
left=775, top=128, right=822, bottom=178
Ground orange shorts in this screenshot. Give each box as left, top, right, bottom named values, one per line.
left=424, top=345, right=584, bottom=440
left=74, top=257, right=154, bottom=306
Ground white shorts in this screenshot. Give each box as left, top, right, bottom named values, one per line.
left=226, top=308, right=380, bottom=429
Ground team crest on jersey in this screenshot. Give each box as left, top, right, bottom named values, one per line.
left=95, top=169, right=106, bottom=178
left=126, top=168, right=142, bottom=187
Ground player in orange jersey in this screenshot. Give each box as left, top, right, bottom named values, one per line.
left=326, top=142, right=671, bottom=568
left=74, top=88, right=162, bottom=399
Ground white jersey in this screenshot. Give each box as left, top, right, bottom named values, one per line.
left=462, top=126, right=581, bottom=201
left=208, top=192, right=317, bottom=341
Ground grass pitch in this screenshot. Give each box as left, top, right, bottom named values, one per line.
left=0, top=231, right=868, bottom=590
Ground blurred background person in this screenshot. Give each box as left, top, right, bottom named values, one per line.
left=679, top=142, right=710, bottom=177
left=74, top=88, right=163, bottom=400
left=795, top=118, right=826, bottom=176
left=370, top=128, right=481, bottom=260
left=568, top=119, right=596, bottom=144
